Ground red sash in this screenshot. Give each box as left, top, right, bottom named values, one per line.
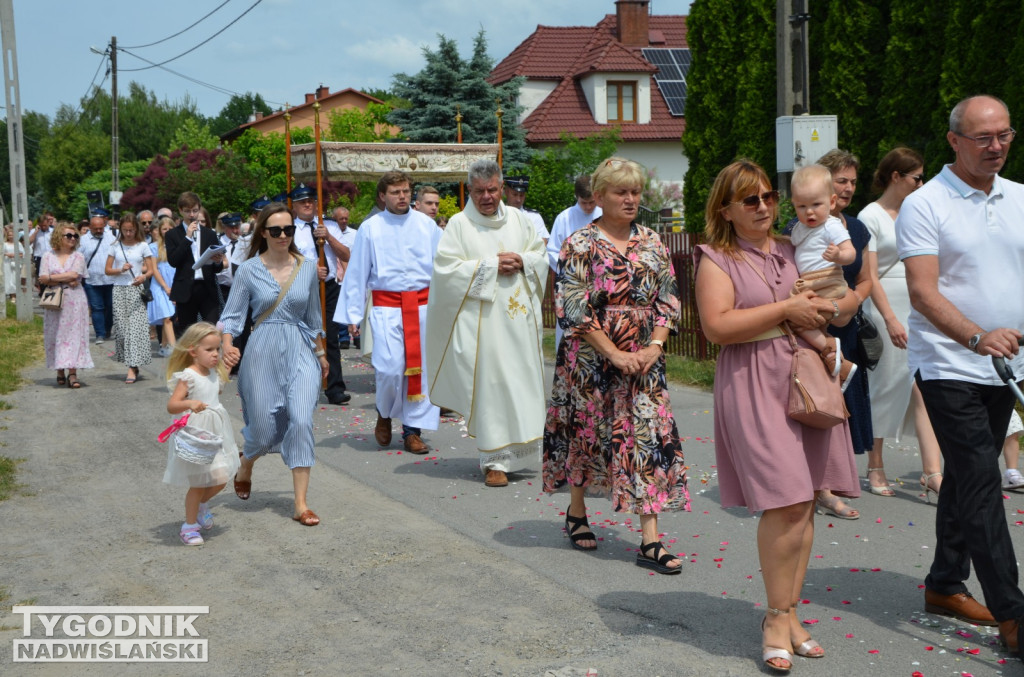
left=371, top=288, right=430, bottom=400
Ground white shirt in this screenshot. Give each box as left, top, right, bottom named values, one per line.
left=31, top=227, right=52, bottom=257
left=293, top=216, right=344, bottom=279
left=517, top=207, right=550, bottom=241
left=897, top=164, right=1024, bottom=384
left=790, top=216, right=851, bottom=274
left=334, top=226, right=357, bottom=282
left=217, top=233, right=245, bottom=286
left=547, top=202, right=603, bottom=271
left=81, top=229, right=117, bottom=286
left=336, top=209, right=441, bottom=326
left=107, top=241, right=152, bottom=286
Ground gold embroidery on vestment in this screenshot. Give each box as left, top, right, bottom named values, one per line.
left=506, top=286, right=527, bottom=320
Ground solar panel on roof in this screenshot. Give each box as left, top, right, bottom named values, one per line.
left=641, top=47, right=690, bottom=116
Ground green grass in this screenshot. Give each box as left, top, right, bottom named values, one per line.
left=542, top=329, right=716, bottom=390
left=0, top=301, right=43, bottom=501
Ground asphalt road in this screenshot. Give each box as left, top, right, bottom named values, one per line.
left=0, top=341, right=1021, bottom=676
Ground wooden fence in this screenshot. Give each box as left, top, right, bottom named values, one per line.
left=540, top=207, right=718, bottom=361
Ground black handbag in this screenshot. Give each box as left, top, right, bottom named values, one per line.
left=139, top=285, right=154, bottom=304
left=855, top=309, right=883, bottom=370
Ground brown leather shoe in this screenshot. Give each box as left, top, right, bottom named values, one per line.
left=375, top=416, right=392, bottom=447
left=402, top=433, right=428, bottom=454
left=924, top=589, right=997, bottom=626
left=484, top=469, right=508, bottom=487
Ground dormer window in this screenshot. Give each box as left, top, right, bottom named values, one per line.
left=607, top=81, right=637, bottom=123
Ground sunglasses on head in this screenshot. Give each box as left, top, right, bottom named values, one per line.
left=266, top=225, right=296, bottom=238
left=727, top=190, right=780, bottom=209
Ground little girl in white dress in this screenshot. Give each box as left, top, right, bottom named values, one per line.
left=163, top=322, right=239, bottom=545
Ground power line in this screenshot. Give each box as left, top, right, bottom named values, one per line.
left=117, top=47, right=285, bottom=107
left=119, top=0, right=233, bottom=50
left=119, top=0, right=263, bottom=73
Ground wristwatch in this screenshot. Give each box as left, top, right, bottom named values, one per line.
left=650, top=339, right=665, bottom=352
left=968, top=332, right=985, bottom=353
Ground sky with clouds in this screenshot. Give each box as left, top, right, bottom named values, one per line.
left=13, top=0, right=691, bottom=121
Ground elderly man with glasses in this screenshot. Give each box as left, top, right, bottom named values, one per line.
left=898, top=94, right=1024, bottom=655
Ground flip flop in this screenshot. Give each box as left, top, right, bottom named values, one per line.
left=292, top=509, right=320, bottom=526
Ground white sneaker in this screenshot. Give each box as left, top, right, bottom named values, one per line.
left=1003, top=469, right=1024, bottom=491
left=95, top=337, right=104, bottom=345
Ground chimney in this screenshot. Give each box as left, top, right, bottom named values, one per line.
left=616, top=0, right=650, bottom=46
left=255, top=112, right=263, bottom=121
left=304, top=93, right=315, bottom=104
left=316, top=85, right=329, bottom=99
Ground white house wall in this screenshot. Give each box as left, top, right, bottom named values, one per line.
left=517, top=80, right=558, bottom=123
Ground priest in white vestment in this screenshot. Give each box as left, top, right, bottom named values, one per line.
left=426, top=160, right=548, bottom=488
left=336, top=170, right=442, bottom=453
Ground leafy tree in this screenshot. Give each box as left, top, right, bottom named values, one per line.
left=121, top=148, right=265, bottom=216
left=526, top=129, right=619, bottom=226
left=208, top=92, right=273, bottom=137
left=79, top=81, right=202, bottom=162
left=389, top=31, right=531, bottom=167
left=36, top=124, right=110, bottom=219
left=228, top=127, right=313, bottom=197
left=0, top=110, right=51, bottom=217
left=168, top=118, right=220, bottom=153
left=326, top=103, right=397, bottom=142
left=681, top=0, right=776, bottom=233
left=815, top=0, right=890, bottom=212
left=67, top=160, right=150, bottom=220
left=360, top=87, right=411, bottom=110
left=877, top=0, right=949, bottom=172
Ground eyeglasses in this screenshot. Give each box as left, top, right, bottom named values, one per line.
left=63, top=233, right=80, bottom=240
left=727, top=190, right=779, bottom=209
left=954, top=128, right=1016, bottom=148
left=902, top=172, right=925, bottom=184
left=265, top=225, right=296, bottom=238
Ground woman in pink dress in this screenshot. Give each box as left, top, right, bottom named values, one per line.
left=694, top=160, right=859, bottom=673
left=39, top=222, right=94, bottom=388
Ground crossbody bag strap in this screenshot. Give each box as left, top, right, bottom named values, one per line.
left=86, top=236, right=103, bottom=269
left=253, top=254, right=304, bottom=329
left=739, top=250, right=797, bottom=346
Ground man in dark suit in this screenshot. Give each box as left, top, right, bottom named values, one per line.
left=164, top=191, right=225, bottom=335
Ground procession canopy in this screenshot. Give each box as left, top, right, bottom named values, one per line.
left=290, top=142, right=500, bottom=183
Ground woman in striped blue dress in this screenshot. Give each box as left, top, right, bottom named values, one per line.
left=221, top=203, right=328, bottom=526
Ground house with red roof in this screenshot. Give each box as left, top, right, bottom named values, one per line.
left=488, top=0, right=688, bottom=184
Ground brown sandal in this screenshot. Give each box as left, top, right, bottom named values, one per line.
left=67, top=374, right=81, bottom=389
left=292, top=509, right=320, bottom=526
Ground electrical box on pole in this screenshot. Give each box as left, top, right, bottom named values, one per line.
left=776, top=115, right=838, bottom=172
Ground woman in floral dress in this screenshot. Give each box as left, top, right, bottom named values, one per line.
left=543, top=157, right=690, bottom=575
left=39, top=222, right=93, bottom=387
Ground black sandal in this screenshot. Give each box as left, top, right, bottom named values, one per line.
left=67, top=374, right=80, bottom=389
left=636, top=540, right=682, bottom=575
left=56, top=372, right=66, bottom=386
left=564, top=510, right=597, bottom=551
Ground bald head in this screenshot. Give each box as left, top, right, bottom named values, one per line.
left=89, top=215, right=106, bottom=237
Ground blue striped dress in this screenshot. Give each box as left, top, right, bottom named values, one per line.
left=220, top=256, right=325, bottom=468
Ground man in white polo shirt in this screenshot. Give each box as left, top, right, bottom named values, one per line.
left=898, top=94, right=1024, bottom=653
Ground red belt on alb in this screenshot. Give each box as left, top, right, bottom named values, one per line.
left=371, top=288, right=430, bottom=400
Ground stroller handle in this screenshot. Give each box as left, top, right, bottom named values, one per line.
left=992, top=337, right=1024, bottom=384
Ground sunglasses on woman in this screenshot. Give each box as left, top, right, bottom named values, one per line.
left=63, top=233, right=80, bottom=240
left=266, top=225, right=296, bottom=238
left=727, top=190, right=780, bottom=210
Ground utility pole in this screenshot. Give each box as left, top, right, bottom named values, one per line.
left=0, top=0, right=32, bottom=320
left=110, top=36, right=119, bottom=197
left=776, top=0, right=811, bottom=196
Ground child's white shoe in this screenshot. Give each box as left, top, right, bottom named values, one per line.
left=197, top=503, right=214, bottom=530
left=180, top=523, right=204, bottom=546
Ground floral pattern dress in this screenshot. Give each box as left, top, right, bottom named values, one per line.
left=543, top=222, right=690, bottom=515
left=40, top=251, right=94, bottom=370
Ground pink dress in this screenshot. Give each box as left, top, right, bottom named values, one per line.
left=694, top=239, right=858, bottom=513
left=41, top=251, right=94, bottom=370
